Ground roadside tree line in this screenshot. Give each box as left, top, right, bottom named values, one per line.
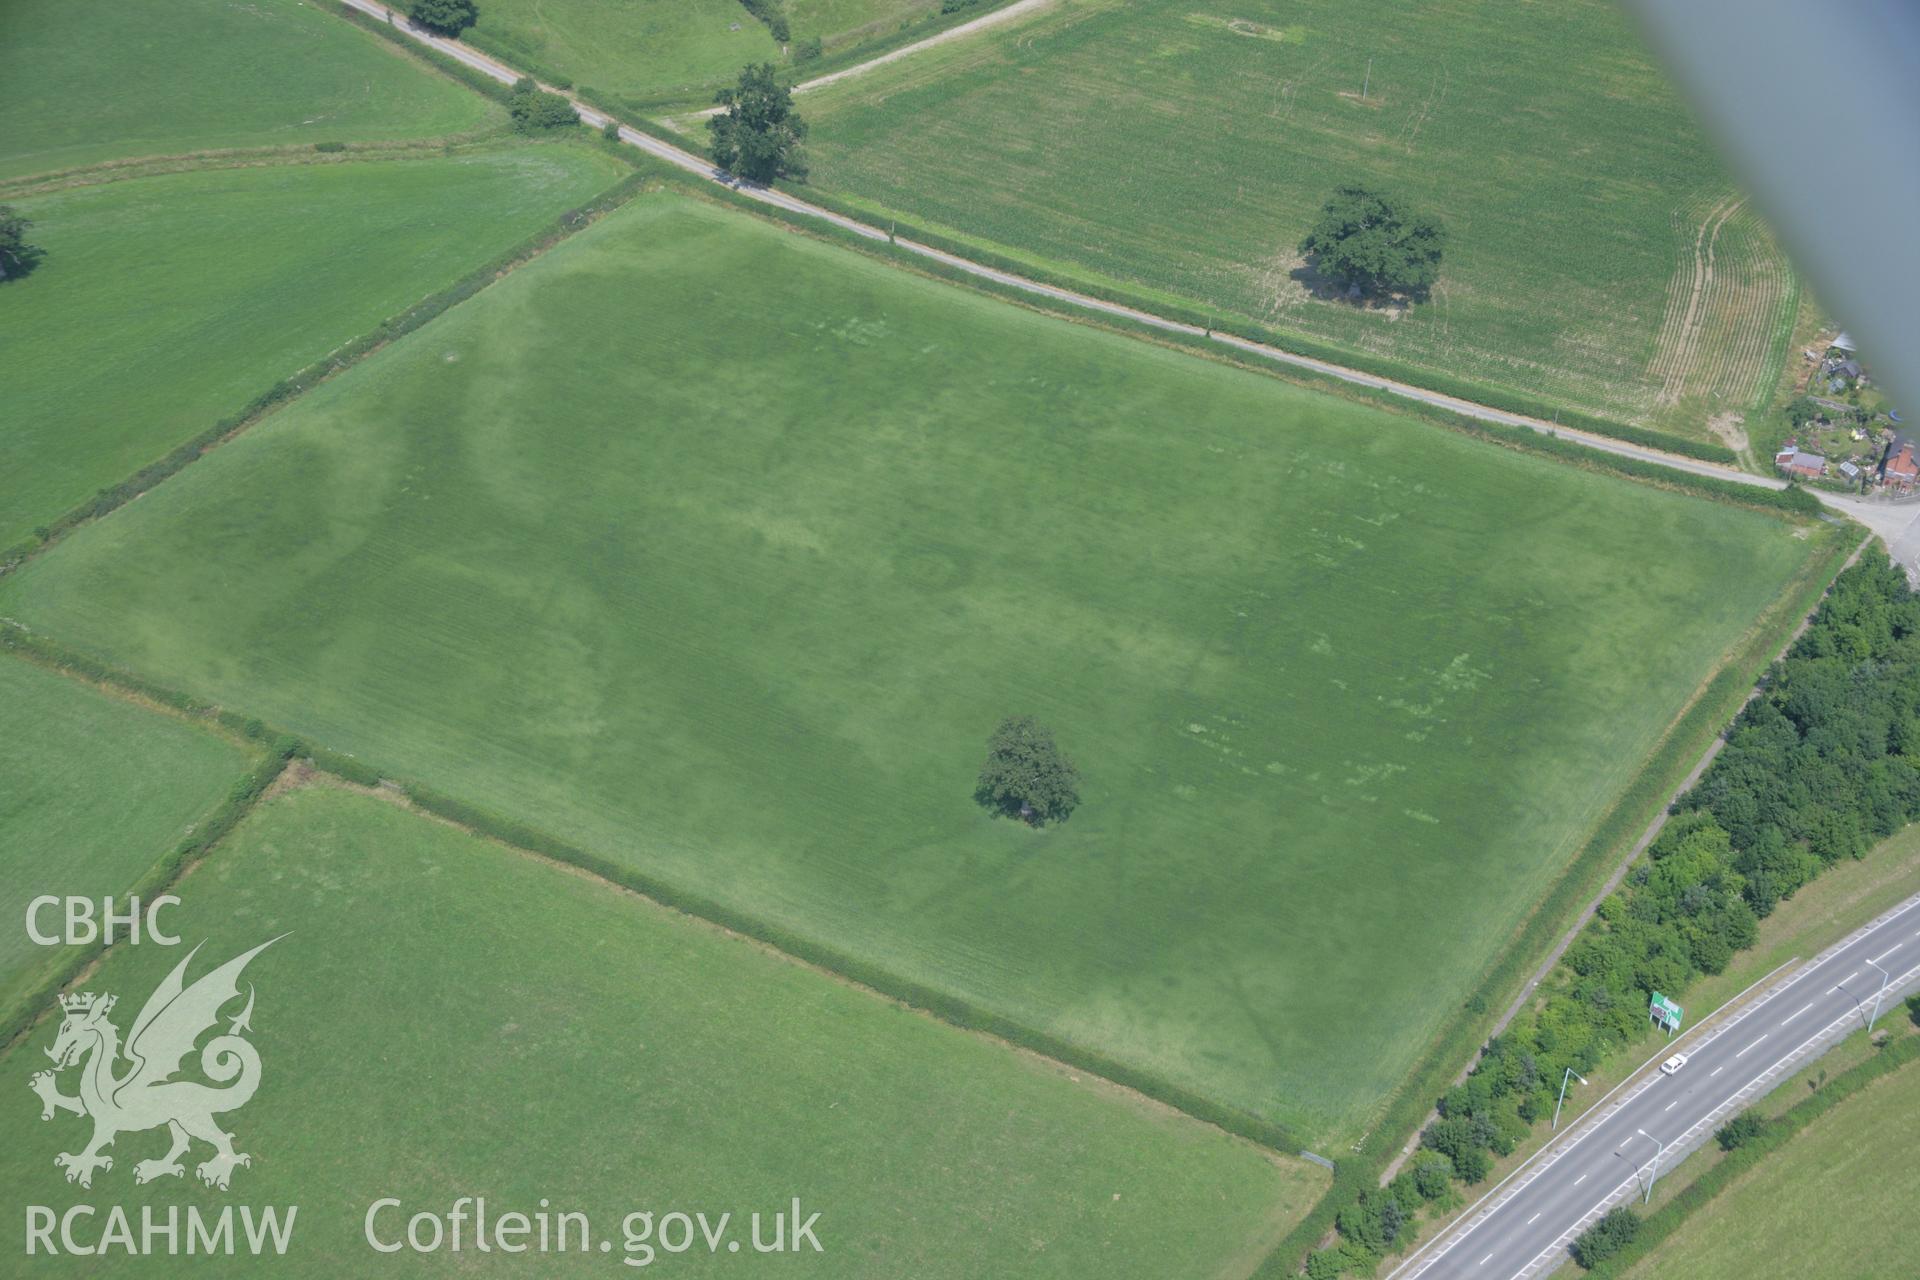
left=1308, top=551, right=1920, bottom=1277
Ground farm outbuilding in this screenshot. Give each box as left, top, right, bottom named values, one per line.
left=1774, top=447, right=1826, bottom=479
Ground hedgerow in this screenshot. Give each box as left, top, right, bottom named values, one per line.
left=2, top=170, right=649, bottom=572
left=1302, top=551, right=1913, bottom=1277
left=1580, top=1031, right=1920, bottom=1276
left=1423, top=558, right=1915, bottom=1233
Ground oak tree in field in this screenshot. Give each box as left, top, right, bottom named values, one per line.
left=709, top=63, right=808, bottom=183
left=408, top=0, right=477, bottom=36
left=1299, top=186, right=1447, bottom=302
left=0, top=206, right=41, bottom=282
left=975, top=716, right=1080, bottom=825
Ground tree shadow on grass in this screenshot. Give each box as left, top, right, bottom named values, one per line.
left=0, top=244, right=47, bottom=284
left=1290, top=254, right=1427, bottom=313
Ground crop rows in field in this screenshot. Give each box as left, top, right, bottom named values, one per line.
left=1646, top=195, right=1798, bottom=447
left=796, top=0, right=1794, bottom=449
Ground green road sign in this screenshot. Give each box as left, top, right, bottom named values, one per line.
left=1650, top=991, right=1683, bottom=1030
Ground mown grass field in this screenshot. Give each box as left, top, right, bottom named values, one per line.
left=790, top=0, right=943, bottom=55
left=0, top=0, right=496, bottom=179
left=472, top=0, right=948, bottom=105
left=0, top=658, right=251, bottom=1020
left=797, top=0, right=1795, bottom=441
left=0, top=784, right=1321, bottom=1275
left=0, top=192, right=1824, bottom=1143
left=471, top=0, right=779, bottom=104
left=1618, top=1053, right=1920, bottom=1280
left=0, top=145, right=627, bottom=548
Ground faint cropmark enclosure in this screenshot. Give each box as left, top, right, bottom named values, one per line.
left=29, top=937, right=283, bottom=1191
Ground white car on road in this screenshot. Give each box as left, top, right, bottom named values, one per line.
left=1659, top=1052, right=1690, bottom=1075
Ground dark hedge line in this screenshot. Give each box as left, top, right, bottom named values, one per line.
left=605, top=154, right=1791, bottom=525
left=2, top=170, right=649, bottom=572
left=1570, top=1206, right=1641, bottom=1269
left=763, top=180, right=1740, bottom=466
left=322, top=0, right=514, bottom=103
left=0, top=624, right=1303, bottom=1154
left=1303, top=554, right=1917, bottom=1277
left=737, top=0, right=791, bottom=43
left=1281, top=539, right=1857, bottom=1278
left=0, top=643, right=292, bottom=1049
left=1581, top=1030, right=1920, bottom=1276
left=392, top=778, right=1305, bottom=1154
left=461, top=25, right=576, bottom=91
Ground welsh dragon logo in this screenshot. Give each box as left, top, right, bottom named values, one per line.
left=28, top=937, right=281, bottom=1191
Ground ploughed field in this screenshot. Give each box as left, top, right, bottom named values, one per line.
left=0, top=784, right=1320, bottom=1276
left=795, top=0, right=1797, bottom=442
left=0, top=191, right=1823, bottom=1143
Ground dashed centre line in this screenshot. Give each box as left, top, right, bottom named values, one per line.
left=1781, top=1002, right=1813, bottom=1025
left=1736, top=1034, right=1767, bottom=1057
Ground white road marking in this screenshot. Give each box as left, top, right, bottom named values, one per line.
left=1710, top=1066, right=1724, bottom=1077
left=1527, top=1212, right=1542, bottom=1225
left=1831, top=970, right=1859, bottom=991
left=1871, top=944, right=1901, bottom=964
left=1737, top=1035, right=1767, bottom=1057
left=1664, top=1099, right=1680, bottom=1112
left=1480, top=1252, right=1493, bottom=1266
left=1781, top=1002, right=1812, bottom=1025
left=1574, top=1173, right=1587, bottom=1186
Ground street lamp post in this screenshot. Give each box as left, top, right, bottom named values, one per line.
left=1866, top=960, right=1891, bottom=1032
left=1635, top=1129, right=1667, bottom=1204
left=1553, top=1066, right=1590, bottom=1131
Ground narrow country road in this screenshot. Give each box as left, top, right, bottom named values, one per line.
left=1389, top=891, right=1920, bottom=1280
left=688, top=0, right=1059, bottom=118
left=330, top=9, right=1920, bottom=1274
left=337, top=0, right=1920, bottom=553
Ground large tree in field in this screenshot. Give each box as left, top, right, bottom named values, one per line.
left=1299, top=186, right=1447, bottom=301
left=975, top=716, right=1080, bottom=826
left=408, top=0, right=477, bottom=36
left=708, top=63, right=807, bottom=183
left=0, top=206, right=42, bottom=281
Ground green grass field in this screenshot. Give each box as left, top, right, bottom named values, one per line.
left=471, top=0, right=780, bottom=104
left=1618, top=1054, right=1920, bottom=1280
left=797, top=0, right=1796, bottom=440
left=0, top=191, right=1823, bottom=1143
left=470, top=0, right=946, bottom=105
left=0, top=784, right=1321, bottom=1275
left=0, top=145, right=626, bottom=548
left=0, top=658, right=252, bottom=1020
left=789, top=0, right=942, bottom=54
left=0, top=0, right=496, bottom=179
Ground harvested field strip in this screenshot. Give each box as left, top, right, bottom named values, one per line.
left=1647, top=196, right=1798, bottom=436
